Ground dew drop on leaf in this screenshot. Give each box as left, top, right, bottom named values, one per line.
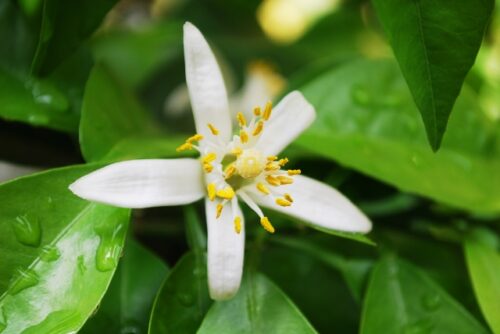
left=422, top=293, right=441, bottom=311
left=40, top=245, right=61, bottom=262
left=27, top=113, right=50, bottom=126
left=30, top=79, right=69, bottom=113
left=403, top=318, right=434, bottom=334
left=9, top=268, right=39, bottom=295
left=350, top=83, right=371, bottom=106
left=12, top=214, right=42, bottom=247
left=94, top=221, right=125, bottom=272
left=177, top=292, right=195, bottom=307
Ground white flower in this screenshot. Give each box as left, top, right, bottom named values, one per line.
left=69, top=22, right=371, bottom=300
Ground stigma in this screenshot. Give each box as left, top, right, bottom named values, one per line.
left=234, top=149, right=265, bottom=178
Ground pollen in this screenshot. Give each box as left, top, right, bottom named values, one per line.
left=176, top=142, right=193, bottom=152
left=266, top=175, right=281, bottom=186
left=187, top=134, right=203, bottom=143
left=265, top=162, right=280, bottom=171
left=202, top=152, right=217, bottom=164
left=216, top=187, right=235, bottom=200
left=252, top=121, right=264, bottom=136
left=277, top=175, right=294, bottom=184
left=267, top=155, right=278, bottom=161
left=284, top=193, right=294, bottom=203
left=203, top=163, right=213, bottom=173
left=256, top=182, right=270, bottom=195
left=234, top=149, right=265, bottom=178
left=216, top=203, right=223, bottom=218
left=237, top=112, right=247, bottom=127
left=207, top=123, right=219, bottom=135
left=276, top=198, right=292, bottom=207
left=240, top=130, right=249, bottom=143
left=234, top=216, right=242, bottom=234
left=207, top=183, right=216, bottom=201
left=260, top=216, right=275, bottom=233
left=263, top=101, right=272, bottom=120
left=231, top=147, right=243, bottom=156
left=278, top=158, right=289, bottom=166
left=253, top=106, right=261, bottom=116
left=287, top=169, right=301, bottom=175
left=224, top=164, right=236, bottom=179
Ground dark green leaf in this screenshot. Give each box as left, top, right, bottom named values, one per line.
left=372, top=0, right=494, bottom=149
left=197, top=272, right=317, bottom=334
left=148, top=252, right=211, bottom=334
left=299, top=59, right=500, bottom=213
left=360, top=256, right=488, bottom=334
left=80, top=239, right=168, bottom=334
left=184, top=206, right=207, bottom=253
left=464, top=229, right=500, bottom=334
left=0, top=165, right=130, bottom=333
left=31, top=0, right=118, bottom=76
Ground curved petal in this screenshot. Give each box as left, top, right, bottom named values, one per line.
left=69, top=159, right=204, bottom=208
left=254, top=91, right=316, bottom=156
left=205, top=198, right=245, bottom=300
left=184, top=22, right=232, bottom=143
left=249, top=175, right=372, bottom=233
left=0, top=161, right=39, bottom=182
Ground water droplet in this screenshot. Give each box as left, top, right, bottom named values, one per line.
left=27, top=113, right=50, bottom=126
left=77, top=255, right=87, bottom=274
left=30, top=80, right=69, bottom=113
left=12, top=214, right=41, bottom=247
left=9, top=268, right=39, bottom=295
left=40, top=245, right=60, bottom=262
left=403, top=319, right=433, bottom=334
left=177, top=292, right=194, bottom=307
left=94, top=221, right=126, bottom=272
left=351, top=84, right=371, bottom=106
left=422, top=293, right=441, bottom=311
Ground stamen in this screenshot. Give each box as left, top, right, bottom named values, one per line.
left=260, top=216, right=275, bottom=233
left=237, top=112, right=247, bottom=127
left=240, top=130, right=249, bottom=143
left=267, top=155, right=278, bottom=161
left=231, top=147, right=243, bottom=156
left=276, top=198, right=292, bottom=207
left=216, top=203, right=223, bottom=218
left=263, top=101, right=272, bottom=120
left=266, top=175, right=281, bottom=186
left=176, top=142, right=193, bottom=152
left=203, top=163, right=213, bottom=173
left=284, top=193, right=294, bottom=203
left=278, top=158, right=289, bottom=166
left=277, top=175, right=294, bottom=184
left=234, top=216, right=242, bottom=234
left=256, top=182, right=270, bottom=195
left=253, top=106, right=261, bottom=116
left=207, top=183, right=216, bottom=201
left=187, top=134, right=203, bottom=143
left=216, top=187, right=235, bottom=200
left=207, top=123, right=219, bottom=135
left=287, top=169, right=301, bottom=175
left=265, top=162, right=280, bottom=171
left=224, top=164, right=236, bottom=179
left=252, top=121, right=264, bottom=136
left=202, top=152, right=217, bottom=164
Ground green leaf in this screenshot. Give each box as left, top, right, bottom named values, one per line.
left=31, top=0, right=118, bottom=76
left=80, top=239, right=169, bottom=334
left=372, top=0, right=494, bottom=150
left=148, top=252, right=211, bottom=334
left=80, top=64, right=185, bottom=162
left=184, top=206, right=207, bottom=253
left=299, top=59, right=500, bottom=213
left=360, top=256, right=488, bottom=334
left=0, top=165, right=130, bottom=333
left=197, top=272, right=317, bottom=334
left=464, top=229, right=500, bottom=334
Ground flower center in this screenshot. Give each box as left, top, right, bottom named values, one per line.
left=234, top=149, right=265, bottom=179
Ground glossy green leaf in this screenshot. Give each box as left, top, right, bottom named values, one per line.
left=81, top=64, right=184, bottom=162
left=360, top=256, right=488, bottom=334
left=148, top=252, right=211, bottom=334
left=0, top=165, right=130, bottom=333
left=464, top=229, right=500, bottom=334
left=299, top=59, right=500, bottom=213
left=80, top=239, right=168, bottom=334
left=31, top=0, right=118, bottom=76
left=372, top=0, right=494, bottom=150
left=197, top=272, right=317, bottom=334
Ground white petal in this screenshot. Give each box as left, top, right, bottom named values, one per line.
left=69, top=159, right=204, bottom=208
left=0, top=161, right=39, bottom=183
left=184, top=22, right=232, bottom=143
left=205, top=198, right=245, bottom=300
left=254, top=91, right=316, bottom=156
left=249, top=175, right=372, bottom=233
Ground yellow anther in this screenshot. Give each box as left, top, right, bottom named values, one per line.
left=284, top=193, right=294, bottom=203
left=263, top=101, right=272, bottom=120
left=231, top=147, right=243, bottom=156
left=252, top=121, right=264, bottom=136
left=234, top=216, right=242, bottom=234
left=202, top=152, right=217, bottom=164
left=240, top=130, right=249, bottom=143
left=207, top=183, right=216, bottom=201
left=187, top=134, right=203, bottom=143
left=276, top=198, right=292, bottom=207
left=216, top=187, right=235, bottom=200
left=265, top=162, right=280, bottom=171
left=256, top=182, right=270, bottom=195
left=176, top=142, right=193, bottom=152
left=216, top=203, right=223, bottom=218
left=277, top=175, right=294, bottom=185
left=266, top=175, right=281, bottom=186
left=267, top=155, right=278, bottom=161
left=203, top=163, right=213, bottom=173
left=237, top=112, right=247, bottom=127
left=287, top=169, right=302, bottom=175
left=278, top=158, right=289, bottom=166
left=224, top=164, right=236, bottom=179
left=253, top=106, right=261, bottom=116
left=207, top=123, right=219, bottom=135
left=260, top=216, right=275, bottom=233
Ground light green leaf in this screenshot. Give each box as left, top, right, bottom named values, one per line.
left=80, top=64, right=185, bottom=163
left=148, top=252, right=211, bottom=334
left=464, top=229, right=500, bottom=334
left=360, top=256, right=488, bottom=334
left=372, top=0, right=494, bottom=150
left=80, top=239, right=169, bottom=334
left=299, top=59, right=500, bottom=213
left=197, top=272, right=317, bottom=334
left=0, top=165, right=130, bottom=333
